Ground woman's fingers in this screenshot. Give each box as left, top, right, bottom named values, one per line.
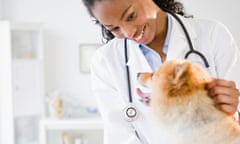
left=207, top=78, right=237, bottom=89
left=207, top=78, right=240, bottom=114
left=215, top=103, right=238, bottom=115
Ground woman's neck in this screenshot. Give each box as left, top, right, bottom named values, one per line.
left=148, top=11, right=168, bottom=62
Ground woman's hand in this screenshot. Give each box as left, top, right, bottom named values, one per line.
left=207, top=78, right=240, bottom=115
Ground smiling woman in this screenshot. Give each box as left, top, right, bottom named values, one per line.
left=91, top=0, right=168, bottom=49
left=81, top=0, right=240, bottom=143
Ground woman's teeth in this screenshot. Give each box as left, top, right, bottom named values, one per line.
left=135, top=31, right=144, bottom=41
left=135, top=26, right=145, bottom=41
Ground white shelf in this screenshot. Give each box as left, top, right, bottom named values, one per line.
left=39, top=117, right=104, bottom=144
left=40, top=117, right=104, bottom=130
left=11, top=23, right=44, bottom=31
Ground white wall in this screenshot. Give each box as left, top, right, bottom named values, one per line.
left=182, top=0, right=240, bottom=47
left=2, top=0, right=239, bottom=108
left=0, top=0, right=2, bottom=19
left=2, top=0, right=102, bottom=107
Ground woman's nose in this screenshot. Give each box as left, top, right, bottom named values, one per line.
left=122, top=26, right=136, bottom=39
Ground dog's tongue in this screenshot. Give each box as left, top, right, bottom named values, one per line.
left=136, top=88, right=151, bottom=106
left=136, top=88, right=150, bottom=98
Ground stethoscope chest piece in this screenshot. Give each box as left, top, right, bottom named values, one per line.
left=123, top=104, right=138, bottom=122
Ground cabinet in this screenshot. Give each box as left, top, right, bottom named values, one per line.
left=10, top=23, right=45, bottom=144
left=39, top=117, right=104, bottom=144
left=9, top=23, right=104, bottom=144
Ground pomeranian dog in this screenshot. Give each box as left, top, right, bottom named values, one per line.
left=138, top=59, right=240, bottom=144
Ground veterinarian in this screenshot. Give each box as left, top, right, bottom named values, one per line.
left=82, top=0, right=240, bottom=143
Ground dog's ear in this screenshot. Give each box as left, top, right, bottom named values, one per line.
left=137, top=72, right=153, bottom=87
left=172, top=62, right=190, bottom=85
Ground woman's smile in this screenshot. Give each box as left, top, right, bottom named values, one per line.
left=134, top=25, right=146, bottom=43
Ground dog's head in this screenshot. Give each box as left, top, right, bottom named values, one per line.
left=138, top=60, right=212, bottom=119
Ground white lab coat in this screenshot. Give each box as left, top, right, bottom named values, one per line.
left=91, top=15, right=240, bottom=144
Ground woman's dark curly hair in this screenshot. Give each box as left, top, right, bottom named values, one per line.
left=82, top=0, right=185, bottom=43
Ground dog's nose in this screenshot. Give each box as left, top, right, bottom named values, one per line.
left=136, top=72, right=142, bottom=79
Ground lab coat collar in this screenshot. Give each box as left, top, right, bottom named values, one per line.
left=167, top=15, right=197, bottom=60
left=170, top=14, right=197, bottom=39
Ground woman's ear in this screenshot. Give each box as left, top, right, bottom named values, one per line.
left=137, top=72, right=153, bottom=87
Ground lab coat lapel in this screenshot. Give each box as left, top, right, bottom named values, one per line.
left=124, top=41, right=152, bottom=105
left=167, top=15, right=197, bottom=61
left=126, top=41, right=152, bottom=73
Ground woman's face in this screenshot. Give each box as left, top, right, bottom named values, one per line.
left=91, top=0, right=167, bottom=45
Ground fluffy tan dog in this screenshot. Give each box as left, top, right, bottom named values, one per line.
left=138, top=59, right=240, bottom=144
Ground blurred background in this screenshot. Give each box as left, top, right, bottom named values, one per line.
left=0, top=0, right=239, bottom=144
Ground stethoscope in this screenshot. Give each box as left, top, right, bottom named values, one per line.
left=123, top=9, right=210, bottom=122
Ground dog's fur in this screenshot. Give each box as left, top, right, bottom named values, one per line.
left=138, top=59, right=240, bottom=144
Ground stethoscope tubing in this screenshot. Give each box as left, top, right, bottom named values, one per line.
left=123, top=9, right=210, bottom=143
left=162, top=8, right=210, bottom=68
left=124, top=11, right=210, bottom=119
left=124, top=38, right=133, bottom=103
left=124, top=11, right=211, bottom=106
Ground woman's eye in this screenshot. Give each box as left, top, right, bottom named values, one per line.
left=126, top=12, right=136, bottom=21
